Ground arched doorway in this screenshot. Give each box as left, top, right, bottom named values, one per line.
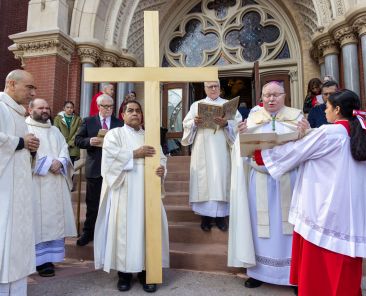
left=160, top=0, right=303, bottom=154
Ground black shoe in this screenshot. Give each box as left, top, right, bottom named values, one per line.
left=244, top=277, right=263, bottom=288
left=117, top=272, right=132, bottom=292
left=76, top=233, right=93, bottom=246
left=137, top=271, right=157, bottom=293
left=200, top=216, right=213, bottom=232
left=37, top=262, right=55, bottom=277
left=293, top=286, right=298, bottom=295
left=142, top=283, right=157, bottom=293
left=215, top=217, right=228, bottom=232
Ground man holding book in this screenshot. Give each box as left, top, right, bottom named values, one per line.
left=181, top=81, right=242, bottom=231
left=237, top=81, right=308, bottom=293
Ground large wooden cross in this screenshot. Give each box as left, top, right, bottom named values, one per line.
left=84, top=11, right=218, bottom=283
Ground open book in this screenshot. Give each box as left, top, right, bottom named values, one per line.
left=240, top=125, right=300, bottom=156
left=198, top=96, right=239, bottom=129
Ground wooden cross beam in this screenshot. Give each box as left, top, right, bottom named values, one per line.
left=84, top=11, right=218, bottom=284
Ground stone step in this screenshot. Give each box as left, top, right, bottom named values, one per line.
left=166, top=161, right=190, bottom=171
left=165, top=205, right=200, bottom=223
left=164, top=181, right=189, bottom=193
left=65, top=239, right=240, bottom=274
left=165, top=171, right=190, bottom=181
left=169, top=222, right=228, bottom=244
left=169, top=242, right=242, bottom=274
left=65, top=238, right=94, bottom=261
left=166, top=156, right=191, bottom=163
left=163, top=192, right=189, bottom=205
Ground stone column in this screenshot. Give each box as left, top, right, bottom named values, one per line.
left=319, top=57, right=326, bottom=80
left=318, top=38, right=340, bottom=83
left=353, top=16, right=366, bottom=105
left=116, top=58, right=136, bottom=116
left=334, top=26, right=360, bottom=96
left=77, top=46, right=100, bottom=118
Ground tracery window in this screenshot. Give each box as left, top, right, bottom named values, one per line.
left=164, top=0, right=291, bottom=67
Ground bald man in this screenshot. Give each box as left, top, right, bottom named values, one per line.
left=0, top=70, right=39, bottom=295
left=238, top=82, right=307, bottom=293
left=26, top=98, right=76, bottom=277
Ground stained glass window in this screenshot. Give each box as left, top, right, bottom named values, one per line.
left=169, top=19, right=219, bottom=66
left=207, top=0, right=236, bottom=19
left=225, top=11, right=280, bottom=62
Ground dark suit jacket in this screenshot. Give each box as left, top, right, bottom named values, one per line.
left=75, top=115, right=123, bottom=178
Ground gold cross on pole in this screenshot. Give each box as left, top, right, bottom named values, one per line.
left=84, top=11, right=218, bottom=284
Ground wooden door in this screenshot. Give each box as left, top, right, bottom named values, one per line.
left=260, top=73, right=291, bottom=106
left=162, top=83, right=189, bottom=155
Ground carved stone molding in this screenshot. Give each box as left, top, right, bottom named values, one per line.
left=99, top=52, right=118, bottom=67
left=333, top=26, right=358, bottom=47
left=77, top=45, right=101, bottom=65
left=117, top=57, right=135, bottom=67
left=318, top=37, right=339, bottom=56
left=289, top=68, right=298, bottom=82
left=9, top=30, right=75, bottom=64
left=353, top=16, right=366, bottom=37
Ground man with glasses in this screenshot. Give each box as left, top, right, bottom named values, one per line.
left=75, top=94, right=123, bottom=246
left=308, top=80, right=338, bottom=128
left=237, top=81, right=308, bottom=294
left=182, top=81, right=242, bottom=232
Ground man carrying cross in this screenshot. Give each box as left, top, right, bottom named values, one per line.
left=93, top=100, right=169, bottom=293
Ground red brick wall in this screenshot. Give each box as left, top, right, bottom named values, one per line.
left=0, top=0, right=28, bottom=90
left=24, top=55, right=70, bottom=118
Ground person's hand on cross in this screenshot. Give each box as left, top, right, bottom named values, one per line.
left=133, top=145, right=156, bottom=158
left=155, top=165, right=165, bottom=177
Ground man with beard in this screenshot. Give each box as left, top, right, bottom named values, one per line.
left=26, top=98, right=76, bottom=277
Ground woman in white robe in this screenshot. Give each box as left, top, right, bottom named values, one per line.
left=257, top=89, right=366, bottom=296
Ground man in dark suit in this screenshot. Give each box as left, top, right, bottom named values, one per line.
left=75, top=94, right=123, bottom=246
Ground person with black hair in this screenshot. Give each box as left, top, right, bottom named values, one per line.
left=303, top=78, right=322, bottom=114
left=54, top=101, right=82, bottom=165
left=252, top=89, right=366, bottom=295
left=307, top=80, right=338, bottom=128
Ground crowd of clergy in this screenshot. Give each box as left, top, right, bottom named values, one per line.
left=0, top=68, right=366, bottom=296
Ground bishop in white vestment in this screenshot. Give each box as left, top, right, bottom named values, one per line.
left=0, top=70, right=39, bottom=295
left=94, top=100, right=169, bottom=293
left=182, top=81, right=242, bottom=231
left=239, top=82, right=306, bottom=289
left=26, top=98, right=76, bottom=277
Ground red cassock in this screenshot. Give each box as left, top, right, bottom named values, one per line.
left=89, top=91, right=103, bottom=116
left=290, top=231, right=362, bottom=296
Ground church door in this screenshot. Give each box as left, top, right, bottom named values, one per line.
left=162, top=83, right=190, bottom=155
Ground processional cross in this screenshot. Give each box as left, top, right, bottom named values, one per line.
left=85, top=11, right=218, bottom=283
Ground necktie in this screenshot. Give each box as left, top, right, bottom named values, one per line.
left=102, top=118, right=108, bottom=130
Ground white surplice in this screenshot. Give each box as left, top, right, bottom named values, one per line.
left=227, top=137, right=256, bottom=268
left=94, top=125, right=169, bottom=273
left=262, top=123, right=366, bottom=258
left=181, top=97, right=242, bottom=217
left=0, top=93, right=35, bottom=288
left=26, top=117, right=77, bottom=246
left=245, top=106, right=303, bottom=285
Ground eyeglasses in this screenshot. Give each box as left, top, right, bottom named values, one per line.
left=100, top=105, right=114, bottom=109
left=205, top=84, right=220, bottom=90
left=262, top=93, right=285, bottom=99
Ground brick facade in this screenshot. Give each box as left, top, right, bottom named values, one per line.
left=24, top=53, right=81, bottom=118
left=0, top=0, right=28, bottom=89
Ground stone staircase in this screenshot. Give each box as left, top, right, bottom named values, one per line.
left=66, top=155, right=242, bottom=275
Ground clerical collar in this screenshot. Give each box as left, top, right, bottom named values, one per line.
left=25, top=116, right=51, bottom=128
left=334, top=120, right=350, bottom=136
